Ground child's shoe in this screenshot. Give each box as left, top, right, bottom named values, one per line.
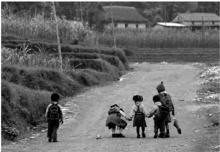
left=154, top=133, right=158, bottom=138
left=158, top=133, right=165, bottom=138
left=177, top=128, right=182, bottom=134
left=48, top=138, right=52, bottom=142
left=165, top=130, right=170, bottom=138
left=137, top=134, right=140, bottom=138
left=112, top=134, right=116, bottom=137
left=119, top=133, right=125, bottom=138
left=165, top=132, right=170, bottom=138
left=142, top=133, right=146, bottom=138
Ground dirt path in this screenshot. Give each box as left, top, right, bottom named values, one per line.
left=2, top=63, right=218, bottom=152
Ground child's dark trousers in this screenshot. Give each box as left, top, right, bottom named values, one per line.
left=154, top=117, right=165, bottom=135
left=47, top=120, right=59, bottom=142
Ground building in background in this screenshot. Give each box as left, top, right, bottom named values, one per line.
left=102, top=6, right=148, bottom=30
left=172, top=13, right=220, bottom=30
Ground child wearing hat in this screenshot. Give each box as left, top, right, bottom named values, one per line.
left=106, top=104, right=131, bottom=137
left=45, top=93, right=63, bottom=142
left=156, top=81, right=181, bottom=137
left=130, top=95, right=147, bottom=138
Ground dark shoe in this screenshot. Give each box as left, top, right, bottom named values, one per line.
left=119, top=133, right=125, bottom=138
left=142, top=133, right=146, bottom=138
left=154, top=133, right=158, bottom=138
left=53, top=140, right=58, bottom=142
left=137, top=134, right=140, bottom=138
left=177, top=128, right=182, bottom=134
left=112, top=134, right=116, bottom=137
left=158, top=133, right=165, bottom=138
left=48, top=138, right=52, bottom=142
left=165, top=133, right=170, bottom=138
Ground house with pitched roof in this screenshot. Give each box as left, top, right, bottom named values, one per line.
left=172, top=13, right=220, bottom=30
left=102, top=6, right=148, bottom=30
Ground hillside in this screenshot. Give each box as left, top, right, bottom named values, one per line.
left=1, top=36, right=129, bottom=141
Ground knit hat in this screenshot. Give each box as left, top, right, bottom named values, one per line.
left=156, top=81, right=165, bottom=93
left=51, top=93, right=60, bottom=101
left=133, top=95, right=143, bottom=102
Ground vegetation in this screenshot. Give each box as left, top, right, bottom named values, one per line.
left=98, top=29, right=220, bottom=48
left=127, top=48, right=219, bottom=63
left=1, top=37, right=128, bottom=141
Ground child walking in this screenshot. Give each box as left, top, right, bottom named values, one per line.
left=148, top=95, right=169, bottom=138
left=106, top=104, right=131, bottom=137
left=45, top=93, right=63, bottom=142
left=130, top=95, right=147, bottom=138
left=156, top=81, right=182, bottom=137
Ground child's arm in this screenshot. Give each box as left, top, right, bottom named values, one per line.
left=58, top=105, right=64, bottom=124
left=119, top=110, right=132, bottom=121
left=146, top=105, right=157, bottom=118
left=129, top=106, right=136, bottom=120
left=45, top=104, right=52, bottom=118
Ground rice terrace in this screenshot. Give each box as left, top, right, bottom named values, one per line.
left=1, top=2, right=220, bottom=152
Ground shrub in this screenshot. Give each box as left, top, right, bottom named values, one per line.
left=2, top=80, right=51, bottom=138
left=54, top=53, right=126, bottom=71
left=68, top=58, right=121, bottom=77
left=2, top=65, right=83, bottom=96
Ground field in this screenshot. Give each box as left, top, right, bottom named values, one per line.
left=127, top=48, right=219, bottom=63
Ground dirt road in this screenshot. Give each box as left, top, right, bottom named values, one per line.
left=2, top=63, right=218, bottom=152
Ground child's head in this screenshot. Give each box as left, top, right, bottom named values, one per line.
left=153, top=95, right=161, bottom=106
left=156, top=81, right=165, bottom=93
left=153, top=95, right=160, bottom=103
left=51, top=93, right=60, bottom=103
left=133, top=95, right=143, bottom=106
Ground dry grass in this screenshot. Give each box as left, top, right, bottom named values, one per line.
left=2, top=14, right=91, bottom=44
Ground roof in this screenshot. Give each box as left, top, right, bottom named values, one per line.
left=173, top=13, right=220, bottom=22
left=103, top=6, right=148, bottom=23
left=157, top=22, right=186, bottom=27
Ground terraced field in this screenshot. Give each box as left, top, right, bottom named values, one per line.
left=128, top=48, right=219, bottom=63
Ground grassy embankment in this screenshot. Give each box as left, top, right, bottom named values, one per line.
left=1, top=14, right=129, bottom=141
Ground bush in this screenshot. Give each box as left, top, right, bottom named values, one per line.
left=68, top=58, right=121, bottom=78
left=2, top=80, right=51, bottom=138
left=55, top=53, right=126, bottom=71
left=2, top=65, right=83, bottom=96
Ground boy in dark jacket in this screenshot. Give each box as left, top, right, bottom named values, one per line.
left=45, top=93, right=63, bottom=142
left=156, top=81, right=181, bottom=138
left=148, top=95, right=169, bottom=138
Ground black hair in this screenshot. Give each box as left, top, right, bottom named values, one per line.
left=51, top=93, right=60, bottom=101
left=110, top=104, right=119, bottom=108
left=133, top=95, right=143, bottom=102
left=153, top=95, right=160, bottom=103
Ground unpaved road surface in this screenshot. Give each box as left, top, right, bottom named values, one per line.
left=2, top=63, right=219, bottom=152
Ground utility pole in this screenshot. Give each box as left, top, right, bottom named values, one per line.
left=110, top=3, right=117, bottom=49
left=52, top=2, right=63, bottom=71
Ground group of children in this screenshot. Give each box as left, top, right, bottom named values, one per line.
left=45, top=81, right=181, bottom=142
left=106, top=81, right=182, bottom=138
